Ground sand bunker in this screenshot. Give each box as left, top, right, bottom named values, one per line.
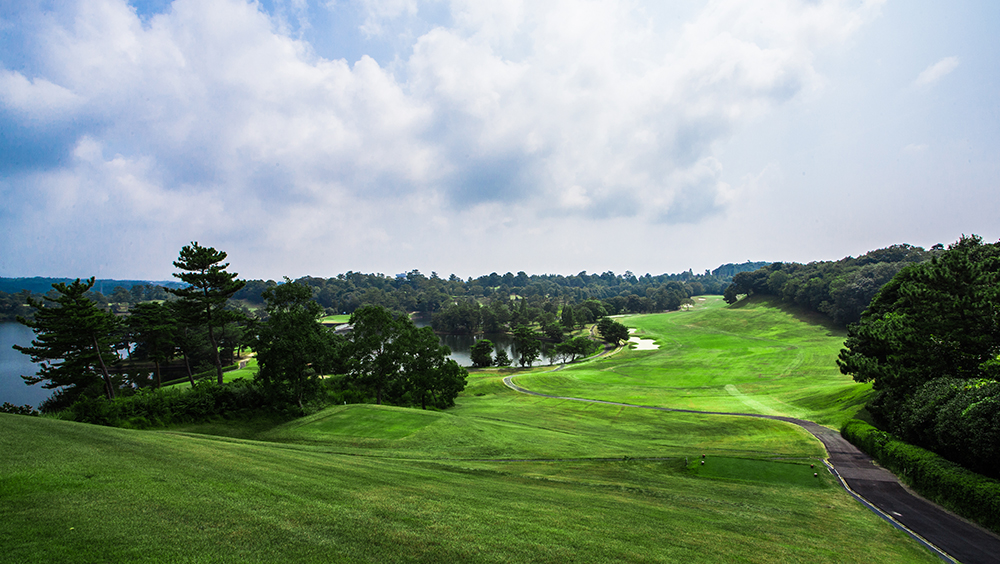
left=628, top=335, right=660, bottom=350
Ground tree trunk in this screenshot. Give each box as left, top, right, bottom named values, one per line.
left=208, top=323, right=224, bottom=385
left=92, top=333, right=116, bottom=400
left=184, top=353, right=195, bottom=386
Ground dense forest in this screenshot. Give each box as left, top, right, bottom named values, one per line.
left=837, top=236, right=1000, bottom=478
left=722, top=244, right=943, bottom=325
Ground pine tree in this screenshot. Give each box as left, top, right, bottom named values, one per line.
left=167, top=242, right=245, bottom=384
left=14, top=278, right=121, bottom=409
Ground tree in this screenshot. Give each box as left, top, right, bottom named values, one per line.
left=838, top=235, right=1000, bottom=427
left=470, top=339, right=494, bottom=368
left=348, top=305, right=404, bottom=405
left=126, top=301, right=177, bottom=388
left=555, top=336, right=598, bottom=362
left=399, top=325, right=467, bottom=409
left=560, top=305, right=576, bottom=331
left=511, top=326, right=542, bottom=368
left=596, top=317, right=629, bottom=345
left=493, top=347, right=512, bottom=367
left=14, top=278, right=122, bottom=409
left=167, top=242, right=246, bottom=385
left=253, top=279, right=346, bottom=408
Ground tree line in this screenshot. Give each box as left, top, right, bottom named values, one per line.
left=722, top=244, right=942, bottom=325
left=837, top=235, right=1000, bottom=479
left=11, top=243, right=468, bottom=417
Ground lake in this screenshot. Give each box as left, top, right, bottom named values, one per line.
left=0, top=322, right=50, bottom=409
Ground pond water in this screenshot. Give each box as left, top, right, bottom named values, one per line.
left=0, top=322, right=50, bottom=408
left=412, top=316, right=554, bottom=367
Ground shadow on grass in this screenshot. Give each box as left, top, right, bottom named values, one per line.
left=728, top=295, right=847, bottom=337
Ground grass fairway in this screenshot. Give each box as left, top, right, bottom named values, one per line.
left=0, top=297, right=939, bottom=562
left=515, top=296, right=866, bottom=427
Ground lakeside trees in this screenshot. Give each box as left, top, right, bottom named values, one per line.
left=347, top=305, right=467, bottom=408
left=14, top=278, right=122, bottom=410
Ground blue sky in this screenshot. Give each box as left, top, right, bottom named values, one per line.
left=1, top=0, right=997, bottom=280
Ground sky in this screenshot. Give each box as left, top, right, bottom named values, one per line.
left=1, top=0, right=998, bottom=281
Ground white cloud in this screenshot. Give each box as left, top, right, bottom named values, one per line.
left=0, top=70, right=83, bottom=122
left=0, top=0, right=888, bottom=277
left=914, top=56, right=959, bottom=87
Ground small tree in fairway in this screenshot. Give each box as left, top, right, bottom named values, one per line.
left=168, top=242, right=246, bottom=385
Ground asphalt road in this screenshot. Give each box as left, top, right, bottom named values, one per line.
left=502, top=375, right=1000, bottom=564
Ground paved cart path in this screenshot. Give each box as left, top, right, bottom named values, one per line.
left=503, top=375, right=1000, bottom=564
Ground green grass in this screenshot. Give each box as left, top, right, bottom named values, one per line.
left=0, top=296, right=941, bottom=563
left=319, top=314, right=351, bottom=324
left=513, top=296, right=864, bottom=427
left=165, top=358, right=258, bottom=389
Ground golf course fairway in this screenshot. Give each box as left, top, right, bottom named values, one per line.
left=0, top=296, right=941, bottom=563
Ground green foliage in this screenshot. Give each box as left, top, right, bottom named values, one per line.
left=554, top=335, right=599, bottom=362
left=126, top=301, right=177, bottom=388
left=0, top=402, right=39, bottom=416
left=348, top=305, right=467, bottom=408
left=596, top=316, right=629, bottom=344
left=724, top=244, right=939, bottom=324
left=493, top=347, right=512, bottom=367
left=253, top=279, right=347, bottom=408
left=837, top=236, right=1000, bottom=470
left=842, top=419, right=1000, bottom=534
left=65, top=378, right=270, bottom=428
left=470, top=338, right=494, bottom=368
left=167, top=242, right=247, bottom=384
left=511, top=325, right=542, bottom=367
left=14, top=277, right=123, bottom=408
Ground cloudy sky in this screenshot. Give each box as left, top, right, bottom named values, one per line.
left=1, top=0, right=997, bottom=281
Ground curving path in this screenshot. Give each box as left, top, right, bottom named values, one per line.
left=503, top=374, right=1000, bottom=564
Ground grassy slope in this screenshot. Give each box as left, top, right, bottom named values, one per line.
left=516, top=296, right=866, bottom=427
left=0, top=297, right=938, bottom=563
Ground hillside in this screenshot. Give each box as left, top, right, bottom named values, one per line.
left=0, top=298, right=939, bottom=563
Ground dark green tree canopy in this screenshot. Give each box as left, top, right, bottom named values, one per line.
left=14, top=277, right=122, bottom=410
left=168, top=242, right=246, bottom=384
left=596, top=317, right=629, bottom=345
left=126, top=301, right=177, bottom=388
left=511, top=326, right=542, bottom=368
left=348, top=305, right=466, bottom=407
left=470, top=339, right=494, bottom=368
left=253, top=279, right=345, bottom=408
left=838, top=235, right=1000, bottom=396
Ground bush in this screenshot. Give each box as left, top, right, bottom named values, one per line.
left=65, top=379, right=269, bottom=428
left=0, top=402, right=40, bottom=416
left=842, top=419, right=1000, bottom=534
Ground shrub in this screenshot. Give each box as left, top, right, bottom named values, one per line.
left=0, top=402, right=40, bottom=416
left=842, top=419, right=1000, bottom=534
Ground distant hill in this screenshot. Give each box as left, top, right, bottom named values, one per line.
left=0, top=277, right=184, bottom=295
